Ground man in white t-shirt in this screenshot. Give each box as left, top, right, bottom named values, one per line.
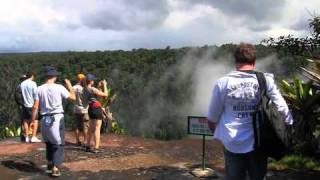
left=73, top=73, right=89, bottom=146
left=206, top=43, right=293, bottom=180
left=31, top=67, right=75, bottom=177
left=20, top=71, right=41, bottom=143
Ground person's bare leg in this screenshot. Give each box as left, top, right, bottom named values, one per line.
left=94, top=119, right=102, bottom=149
left=83, top=114, right=89, bottom=144
left=23, top=121, right=29, bottom=140
left=87, top=120, right=94, bottom=147
left=83, top=126, right=88, bottom=145
left=76, top=128, right=80, bottom=143
left=31, top=120, right=38, bottom=138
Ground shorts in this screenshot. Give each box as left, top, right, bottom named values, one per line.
left=75, top=113, right=89, bottom=132
left=22, top=107, right=32, bottom=122
left=88, top=107, right=104, bottom=120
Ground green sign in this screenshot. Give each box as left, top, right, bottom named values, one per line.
left=188, top=116, right=214, bottom=136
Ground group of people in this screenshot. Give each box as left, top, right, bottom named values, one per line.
left=13, top=42, right=294, bottom=179
left=16, top=67, right=109, bottom=177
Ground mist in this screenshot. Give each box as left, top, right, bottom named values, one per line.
left=111, top=47, right=283, bottom=139
left=189, top=52, right=280, bottom=117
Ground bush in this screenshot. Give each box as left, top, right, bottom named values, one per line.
left=268, top=155, right=320, bottom=170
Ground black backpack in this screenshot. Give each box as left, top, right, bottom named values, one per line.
left=253, top=72, right=292, bottom=160
left=14, top=84, right=24, bottom=106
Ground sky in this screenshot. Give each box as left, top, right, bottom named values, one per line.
left=0, top=0, right=319, bottom=52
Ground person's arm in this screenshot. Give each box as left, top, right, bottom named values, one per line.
left=208, top=121, right=217, bottom=132
left=31, top=100, right=39, bottom=123
left=32, top=82, right=37, bottom=103
left=94, top=80, right=109, bottom=98
left=65, top=79, right=76, bottom=101
left=206, top=80, right=225, bottom=132
left=265, top=74, right=293, bottom=125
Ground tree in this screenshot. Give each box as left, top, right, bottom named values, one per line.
left=264, top=15, right=320, bottom=155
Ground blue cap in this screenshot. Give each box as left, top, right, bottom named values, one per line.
left=87, top=74, right=97, bottom=81
left=46, top=66, right=60, bottom=76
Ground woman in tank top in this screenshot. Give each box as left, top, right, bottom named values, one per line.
left=84, top=74, right=108, bottom=153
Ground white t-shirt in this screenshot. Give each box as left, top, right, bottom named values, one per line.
left=206, top=71, right=293, bottom=153
left=35, top=83, right=70, bottom=115
left=20, top=78, right=37, bottom=108
left=73, top=84, right=88, bottom=114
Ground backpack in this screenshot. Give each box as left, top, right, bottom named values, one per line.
left=14, top=84, right=24, bottom=106
left=253, top=72, right=292, bottom=160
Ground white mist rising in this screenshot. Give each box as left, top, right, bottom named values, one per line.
left=183, top=51, right=279, bottom=117
left=128, top=47, right=280, bottom=137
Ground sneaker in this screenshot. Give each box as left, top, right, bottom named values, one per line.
left=46, top=164, right=53, bottom=174
left=30, top=137, right=41, bottom=143
left=51, top=167, right=61, bottom=177
left=25, top=136, right=29, bottom=143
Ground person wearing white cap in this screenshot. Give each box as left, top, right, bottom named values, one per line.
left=20, top=71, right=41, bottom=143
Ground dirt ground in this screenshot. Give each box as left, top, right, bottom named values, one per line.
left=0, top=132, right=319, bottom=180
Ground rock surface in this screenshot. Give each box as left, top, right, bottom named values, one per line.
left=0, top=132, right=319, bottom=179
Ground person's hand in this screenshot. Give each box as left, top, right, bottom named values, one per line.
left=98, top=81, right=102, bottom=87
left=101, top=79, right=107, bottom=86
left=207, top=119, right=216, bottom=133
left=64, top=79, right=72, bottom=89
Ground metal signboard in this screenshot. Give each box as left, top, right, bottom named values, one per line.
left=188, top=116, right=214, bottom=136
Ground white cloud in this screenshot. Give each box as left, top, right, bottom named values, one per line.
left=0, top=0, right=318, bottom=51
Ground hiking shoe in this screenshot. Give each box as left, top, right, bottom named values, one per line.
left=25, top=136, right=29, bottom=143
left=51, top=167, right=61, bottom=177
left=30, top=137, right=41, bottom=143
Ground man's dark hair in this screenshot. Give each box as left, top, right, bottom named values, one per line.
left=26, top=70, right=35, bottom=78
left=234, top=43, right=256, bottom=64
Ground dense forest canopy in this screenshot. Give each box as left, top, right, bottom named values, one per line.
left=0, top=44, right=305, bottom=139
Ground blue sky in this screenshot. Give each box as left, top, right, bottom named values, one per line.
left=0, top=0, right=319, bottom=52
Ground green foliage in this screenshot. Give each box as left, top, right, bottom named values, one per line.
left=153, top=120, right=185, bottom=140
left=110, top=121, right=125, bottom=134
left=265, top=15, right=320, bottom=155
left=280, top=78, right=320, bottom=154
left=262, top=16, right=320, bottom=58
left=301, top=59, right=320, bottom=85
left=280, top=78, right=315, bottom=111
left=99, top=88, right=117, bottom=107
left=0, top=44, right=306, bottom=140
left=0, top=48, right=195, bottom=139
left=269, top=155, right=320, bottom=171
left=0, top=125, right=21, bottom=138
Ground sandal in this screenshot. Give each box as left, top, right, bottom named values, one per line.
left=90, top=148, right=100, bottom=154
